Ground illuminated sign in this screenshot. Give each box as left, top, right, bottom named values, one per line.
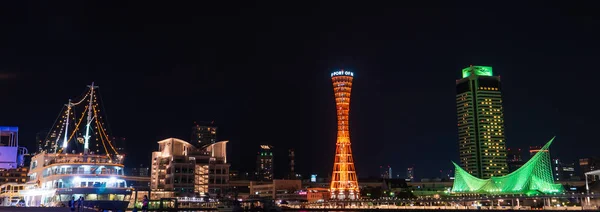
left=260, top=145, right=271, bottom=150
left=331, top=70, right=354, bottom=77
left=310, top=174, right=317, bottom=182
left=462, top=66, right=493, bottom=78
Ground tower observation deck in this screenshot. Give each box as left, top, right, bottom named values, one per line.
left=329, top=70, right=359, bottom=200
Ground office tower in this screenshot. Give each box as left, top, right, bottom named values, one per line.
left=191, top=121, right=217, bottom=147
left=507, top=148, right=525, bottom=172
left=406, top=167, right=414, bottom=181
left=256, top=145, right=274, bottom=181
left=329, top=70, right=359, bottom=200
left=456, top=65, right=508, bottom=179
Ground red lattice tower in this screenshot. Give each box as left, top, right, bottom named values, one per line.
left=329, top=70, right=359, bottom=200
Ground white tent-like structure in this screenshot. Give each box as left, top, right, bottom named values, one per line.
left=583, top=170, right=600, bottom=206
left=585, top=170, right=600, bottom=194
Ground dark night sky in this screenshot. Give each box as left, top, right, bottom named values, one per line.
left=1, top=2, right=599, bottom=179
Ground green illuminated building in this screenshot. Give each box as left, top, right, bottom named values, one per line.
left=452, top=137, right=563, bottom=195
left=456, top=65, right=508, bottom=179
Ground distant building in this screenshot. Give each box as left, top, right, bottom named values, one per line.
left=44, top=131, right=59, bottom=153
left=35, top=130, right=48, bottom=154
left=456, top=66, right=508, bottom=179
left=529, top=145, right=548, bottom=157
left=0, top=167, right=28, bottom=184
left=561, top=162, right=578, bottom=181
left=507, top=148, right=523, bottom=162
left=552, top=158, right=562, bottom=181
left=256, top=145, right=274, bottom=181
left=288, top=149, right=296, bottom=179
left=125, top=167, right=150, bottom=177
left=249, top=179, right=301, bottom=198
left=507, top=148, right=525, bottom=172
left=110, top=136, right=127, bottom=155
left=151, top=138, right=230, bottom=196
left=580, top=157, right=600, bottom=182
left=406, top=167, right=414, bottom=182
left=380, top=166, right=392, bottom=179
left=191, top=121, right=217, bottom=147
left=440, top=169, right=454, bottom=180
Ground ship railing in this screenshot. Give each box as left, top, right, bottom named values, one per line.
left=176, top=196, right=207, bottom=202
left=43, top=170, right=123, bottom=177
left=44, top=159, right=124, bottom=167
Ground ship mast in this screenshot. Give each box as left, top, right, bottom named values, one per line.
left=84, top=82, right=98, bottom=155
left=61, top=99, right=73, bottom=149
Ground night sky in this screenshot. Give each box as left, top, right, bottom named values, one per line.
left=1, top=2, right=599, bottom=179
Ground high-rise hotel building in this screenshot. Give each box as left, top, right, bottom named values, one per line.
left=456, top=65, right=508, bottom=179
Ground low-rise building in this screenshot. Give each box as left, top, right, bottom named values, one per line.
left=306, top=188, right=329, bottom=202
left=249, top=179, right=301, bottom=198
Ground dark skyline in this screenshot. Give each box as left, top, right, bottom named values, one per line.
left=1, top=2, right=600, bottom=179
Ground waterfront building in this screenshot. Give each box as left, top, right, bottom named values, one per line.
left=456, top=65, right=508, bottom=179
left=249, top=179, right=301, bottom=199
left=256, top=145, right=274, bottom=181
left=150, top=138, right=229, bottom=197
left=452, top=137, right=562, bottom=195
left=329, top=70, right=359, bottom=200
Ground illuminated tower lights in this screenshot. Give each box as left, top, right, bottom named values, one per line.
left=329, top=69, right=360, bottom=200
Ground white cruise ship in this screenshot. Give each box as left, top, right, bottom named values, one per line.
left=19, top=83, right=132, bottom=211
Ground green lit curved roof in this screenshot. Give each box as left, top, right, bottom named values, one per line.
left=462, top=66, right=493, bottom=78
left=451, top=137, right=563, bottom=195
